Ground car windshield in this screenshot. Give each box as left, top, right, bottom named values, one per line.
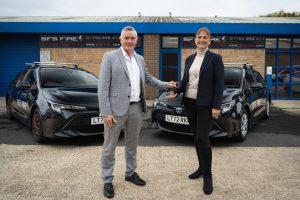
left=40, top=68, right=98, bottom=88
left=224, top=68, right=242, bottom=88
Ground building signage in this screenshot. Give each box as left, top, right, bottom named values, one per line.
left=182, top=35, right=265, bottom=48
left=41, top=35, right=142, bottom=48
left=41, top=35, right=120, bottom=47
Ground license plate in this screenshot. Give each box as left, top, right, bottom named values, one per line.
left=91, top=116, right=103, bottom=125
left=165, top=115, right=189, bottom=125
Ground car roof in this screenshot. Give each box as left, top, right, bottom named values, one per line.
left=224, top=63, right=254, bottom=70
left=25, top=62, right=79, bottom=69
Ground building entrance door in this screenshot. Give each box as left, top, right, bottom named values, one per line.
left=160, top=49, right=181, bottom=83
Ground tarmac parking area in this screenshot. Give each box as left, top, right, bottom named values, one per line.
left=0, top=98, right=299, bottom=199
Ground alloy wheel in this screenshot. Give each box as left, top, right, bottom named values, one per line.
left=240, top=113, right=248, bottom=137
left=32, top=110, right=45, bottom=142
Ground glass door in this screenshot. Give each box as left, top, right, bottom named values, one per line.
left=160, top=49, right=181, bottom=82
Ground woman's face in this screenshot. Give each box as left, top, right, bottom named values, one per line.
left=194, top=30, right=211, bottom=51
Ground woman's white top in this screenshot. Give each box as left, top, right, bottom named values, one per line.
left=185, top=48, right=208, bottom=99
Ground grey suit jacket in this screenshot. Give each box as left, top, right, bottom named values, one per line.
left=98, top=48, right=168, bottom=116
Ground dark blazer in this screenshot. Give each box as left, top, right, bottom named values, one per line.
left=177, top=50, right=224, bottom=109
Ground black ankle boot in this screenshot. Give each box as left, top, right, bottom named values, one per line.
left=203, top=175, right=213, bottom=195
left=188, top=167, right=203, bottom=179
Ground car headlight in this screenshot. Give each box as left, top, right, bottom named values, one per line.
left=153, top=99, right=159, bottom=108
left=47, top=100, right=87, bottom=114
left=221, top=100, right=235, bottom=114
left=153, top=99, right=167, bottom=108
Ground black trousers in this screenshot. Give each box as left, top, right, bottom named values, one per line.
left=184, top=97, right=213, bottom=177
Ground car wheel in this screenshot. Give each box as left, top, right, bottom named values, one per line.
left=6, top=101, right=14, bottom=120
left=263, top=100, right=270, bottom=119
left=32, top=109, right=46, bottom=143
left=236, top=109, right=248, bottom=142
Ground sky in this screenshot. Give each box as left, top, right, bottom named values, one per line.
left=0, top=0, right=299, bottom=17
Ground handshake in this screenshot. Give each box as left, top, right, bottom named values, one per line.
left=168, top=81, right=181, bottom=93
left=166, top=81, right=181, bottom=98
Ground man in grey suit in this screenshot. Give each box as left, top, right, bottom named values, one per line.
left=98, top=26, right=175, bottom=198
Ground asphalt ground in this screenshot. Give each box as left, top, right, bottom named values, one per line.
left=0, top=97, right=300, bottom=200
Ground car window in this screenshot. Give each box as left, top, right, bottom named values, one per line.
left=224, top=68, right=242, bottom=88
left=40, top=68, right=97, bottom=88
left=294, top=72, right=300, bottom=78
left=15, top=70, right=28, bottom=85
left=245, top=69, right=256, bottom=83
left=254, top=71, right=264, bottom=84
left=22, top=70, right=36, bottom=85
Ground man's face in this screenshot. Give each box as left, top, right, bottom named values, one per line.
left=120, top=30, right=137, bottom=54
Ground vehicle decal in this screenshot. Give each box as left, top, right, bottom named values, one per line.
left=250, top=99, right=262, bottom=110
left=17, top=99, right=29, bottom=110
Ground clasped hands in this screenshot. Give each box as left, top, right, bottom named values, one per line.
left=166, top=81, right=178, bottom=98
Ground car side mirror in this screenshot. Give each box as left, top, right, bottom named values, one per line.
left=18, top=82, right=31, bottom=89
left=250, top=82, right=263, bottom=89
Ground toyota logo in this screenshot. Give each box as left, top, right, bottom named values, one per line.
left=175, top=107, right=183, bottom=113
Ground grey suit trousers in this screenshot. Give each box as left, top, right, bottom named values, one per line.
left=101, top=102, right=143, bottom=183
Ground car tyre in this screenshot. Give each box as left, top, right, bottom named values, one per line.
left=263, top=100, right=270, bottom=119
left=236, top=109, right=248, bottom=142
left=6, top=101, right=14, bottom=120
left=32, top=109, right=46, bottom=143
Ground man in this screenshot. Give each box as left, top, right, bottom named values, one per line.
left=98, top=26, right=175, bottom=198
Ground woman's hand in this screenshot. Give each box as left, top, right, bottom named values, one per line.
left=165, top=91, right=177, bottom=99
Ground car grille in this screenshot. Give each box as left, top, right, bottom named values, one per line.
left=63, top=114, right=104, bottom=135
left=158, top=120, right=192, bottom=134
left=153, top=110, right=192, bottom=134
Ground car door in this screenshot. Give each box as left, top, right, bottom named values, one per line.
left=12, top=69, right=37, bottom=123
left=245, top=69, right=263, bottom=120
left=254, top=70, right=268, bottom=111
left=10, top=70, right=28, bottom=120
left=21, top=69, right=38, bottom=122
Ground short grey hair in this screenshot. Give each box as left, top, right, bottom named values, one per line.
left=120, top=26, right=138, bottom=37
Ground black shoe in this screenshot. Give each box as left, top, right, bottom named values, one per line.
left=103, top=183, right=114, bottom=198
left=203, top=176, right=213, bottom=195
left=125, top=172, right=146, bottom=186
left=188, top=168, right=203, bottom=179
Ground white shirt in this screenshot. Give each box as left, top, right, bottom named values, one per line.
left=121, top=47, right=141, bottom=103
left=185, top=49, right=208, bottom=99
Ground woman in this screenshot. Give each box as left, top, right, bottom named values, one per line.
left=169, top=27, right=224, bottom=195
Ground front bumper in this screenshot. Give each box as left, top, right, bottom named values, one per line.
left=151, top=109, right=238, bottom=138
left=42, top=110, right=104, bottom=138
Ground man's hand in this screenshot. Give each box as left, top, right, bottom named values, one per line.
left=104, top=115, right=118, bottom=128
left=212, top=109, right=221, bottom=119
left=167, top=81, right=177, bottom=89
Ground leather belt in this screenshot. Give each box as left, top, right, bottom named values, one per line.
left=130, top=101, right=140, bottom=105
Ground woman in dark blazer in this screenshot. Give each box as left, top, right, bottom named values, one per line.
left=170, top=27, right=224, bottom=195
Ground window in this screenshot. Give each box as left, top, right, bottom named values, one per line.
left=162, top=36, right=179, bottom=48
left=278, top=53, right=290, bottom=66
left=254, top=71, right=264, bottom=84
left=15, top=70, right=28, bottom=85
left=279, top=38, right=291, bottom=49
left=265, top=38, right=276, bottom=49
left=40, top=68, right=97, bottom=88
left=294, top=38, right=300, bottom=49
left=22, top=70, right=36, bottom=85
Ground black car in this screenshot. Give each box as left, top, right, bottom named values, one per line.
left=151, top=63, right=271, bottom=141
left=6, top=62, right=103, bottom=142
